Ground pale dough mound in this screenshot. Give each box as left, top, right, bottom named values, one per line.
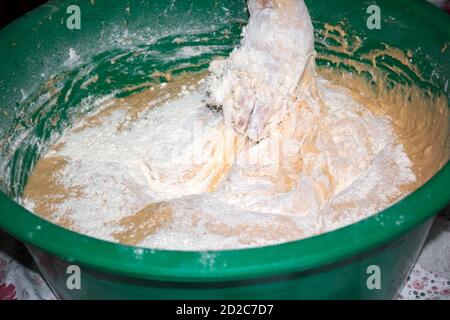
left=22, top=74, right=417, bottom=250
left=206, top=0, right=315, bottom=142
left=23, top=0, right=449, bottom=251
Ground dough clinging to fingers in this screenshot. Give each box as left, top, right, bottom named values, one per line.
left=206, top=0, right=315, bottom=142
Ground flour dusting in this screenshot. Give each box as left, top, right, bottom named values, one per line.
left=22, top=0, right=420, bottom=250
left=22, top=74, right=416, bottom=250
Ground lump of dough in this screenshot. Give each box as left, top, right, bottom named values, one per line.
left=135, top=91, right=242, bottom=200
left=206, top=0, right=315, bottom=142
left=142, top=0, right=317, bottom=198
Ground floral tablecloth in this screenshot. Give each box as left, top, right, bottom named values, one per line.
left=1, top=212, right=449, bottom=300
left=398, top=214, right=450, bottom=300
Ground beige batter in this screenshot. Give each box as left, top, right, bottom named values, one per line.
left=22, top=0, right=450, bottom=250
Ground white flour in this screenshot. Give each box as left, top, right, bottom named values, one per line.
left=23, top=75, right=416, bottom=250
left=23, top=0, right=417, bottom=250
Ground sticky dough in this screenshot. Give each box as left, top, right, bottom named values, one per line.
left=206, top=0, right=315, bottom=142
left=22, top=0, right=449, bottom=250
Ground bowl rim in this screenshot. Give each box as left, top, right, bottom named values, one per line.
left=0, top=0, right=449, bottom=283
left=1, top=164, right=449, bottom=282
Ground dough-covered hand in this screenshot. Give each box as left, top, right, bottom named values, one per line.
left=206, top=0, right=315, bottom=142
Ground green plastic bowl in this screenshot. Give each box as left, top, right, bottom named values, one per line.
left=0, top=0, right=449, bottom=299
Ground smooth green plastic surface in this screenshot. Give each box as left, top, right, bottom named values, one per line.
left=0, top=0, right=449, bottom=299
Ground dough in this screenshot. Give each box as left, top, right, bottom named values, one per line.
left=206, top=0, right=315, bottom=142
left=22, top=0, right=449, bottom=250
